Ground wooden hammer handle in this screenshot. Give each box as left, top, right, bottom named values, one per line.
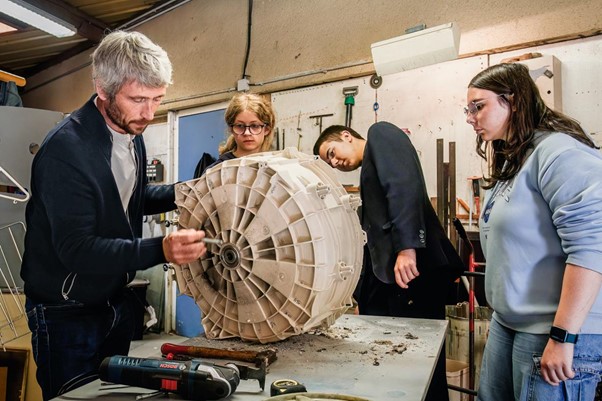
left=457, top=198, right=471, bottom=213
left=161, top=343, right=261, bottom=363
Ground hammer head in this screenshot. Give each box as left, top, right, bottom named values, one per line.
left=239, top=349, right=276, bottom=390
left=232, top=360, right=267, bottom=390
left=256, top=348, right=278, bottom=366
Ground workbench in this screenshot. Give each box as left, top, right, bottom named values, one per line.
left=53, top=315, right=447, bottom=401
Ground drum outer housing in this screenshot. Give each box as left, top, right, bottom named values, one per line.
left=173, top=148, right=366, bottom=343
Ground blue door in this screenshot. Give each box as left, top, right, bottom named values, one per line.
left=176, top=107, right=227, bottom=337
left=178, top=108, right=227, bottom=181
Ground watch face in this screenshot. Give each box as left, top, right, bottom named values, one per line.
left=550, top=326, right=567, bottom=342
left=550, top=326, right=578, bottom=344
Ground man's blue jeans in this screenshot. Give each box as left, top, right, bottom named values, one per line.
left=477, top=317, right=602, bottom=401
left=26, top=291, right=136, bottom=400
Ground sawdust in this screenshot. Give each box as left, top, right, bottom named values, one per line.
left=183, top=322, right=423, bottom=369
left=389, top=343, right=408, bottom=354
left=309, top=326, right=355, bottom=340
left=272, top=324, right=420, bottom=369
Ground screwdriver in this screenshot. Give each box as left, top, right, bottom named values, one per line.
left=202, top=238, right=223, bottom=246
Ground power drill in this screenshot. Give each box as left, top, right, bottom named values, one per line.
left=99, top=355, right=240, bottom=400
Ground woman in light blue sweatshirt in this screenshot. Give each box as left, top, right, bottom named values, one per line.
left=465, top=63, right=602, bottom=401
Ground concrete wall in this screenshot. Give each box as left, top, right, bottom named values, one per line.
left=21, top=0, right=602, bottom=114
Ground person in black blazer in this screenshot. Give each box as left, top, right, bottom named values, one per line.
left=21, top=31, right=208, bottom=400
left=314, top=121, right=464, bottom=401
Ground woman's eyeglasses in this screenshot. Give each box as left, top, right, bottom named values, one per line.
left=464, top=94, right=506, bottom=116
left=230, top=123, right=267, bottom=135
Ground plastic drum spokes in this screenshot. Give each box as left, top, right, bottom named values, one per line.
left=173, top=148, right=365, bottom=343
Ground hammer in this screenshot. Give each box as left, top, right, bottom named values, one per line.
left=161, top=343, right=277, bottom=391
left=160, top=343, right=277, bottom=367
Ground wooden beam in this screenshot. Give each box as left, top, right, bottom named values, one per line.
left=0, top=69, right=26, bottom=86
left=21, top=41, right=95, bottom=79
left=460, top=28, right=602, bottom=59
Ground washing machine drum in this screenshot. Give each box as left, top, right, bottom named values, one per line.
left=173, top=148, right=365, bottom=343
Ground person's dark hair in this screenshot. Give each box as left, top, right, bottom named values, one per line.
left=469, top=62, right=596, bottom=188
left=312, top=125, right=364, bottom=155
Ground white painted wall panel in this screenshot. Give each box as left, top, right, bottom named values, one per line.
left=272, top=35, right=602, bottom=204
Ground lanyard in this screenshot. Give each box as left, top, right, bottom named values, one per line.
left=482, top=179, right=512, bottom=223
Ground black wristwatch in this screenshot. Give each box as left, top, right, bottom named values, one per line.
left=549, top=326, right=578, bottom=344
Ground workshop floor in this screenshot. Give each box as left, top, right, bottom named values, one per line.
left=129, top=332, right=188, bottom=358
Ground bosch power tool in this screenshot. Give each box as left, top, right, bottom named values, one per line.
left=99, top=355, right=257, bottom=400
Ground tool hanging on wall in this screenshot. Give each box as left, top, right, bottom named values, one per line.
left=373, top=90, right=379, bottom=123
left=309, top=113, right=333, bottom=135
left=368, top=74, right=382, bottom=124
left=296, top=111, right=303, bottom=150
left=369, top=73, right=382, bottom=89
left=342, top=86, right=358, bottom=127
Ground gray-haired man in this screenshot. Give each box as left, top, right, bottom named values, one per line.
left=22, top=31, right=206, bottom=400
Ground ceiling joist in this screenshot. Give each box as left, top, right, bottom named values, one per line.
left=0, top=0, right=189, bottom=79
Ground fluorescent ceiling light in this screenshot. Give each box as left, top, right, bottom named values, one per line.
left=1, top=0, right=76, bottom=37
left=0, top=21, right=17, bottom=33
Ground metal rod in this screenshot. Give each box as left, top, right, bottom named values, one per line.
left=202, top=238, right=223, bottom=245
left=436, top=139, right=444, bottom=224
left=468, top=254, right=476, bottom=401
left=447, top=383, right=478, bottom=397
left=449, top=142, right=456, bottom=244
left=345, top=104, right=352, bottom=127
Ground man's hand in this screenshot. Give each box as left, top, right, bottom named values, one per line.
left=394, top=249, right=419, bottom=289
left=162, top=229, right=207, bottom=265
left=540, top=339, right=575, bottom=385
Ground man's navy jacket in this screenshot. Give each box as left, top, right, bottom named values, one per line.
left=21, top=95, right=175, bottom=305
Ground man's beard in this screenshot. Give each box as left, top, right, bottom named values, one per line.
left=105, top=98, right=149, bottom=135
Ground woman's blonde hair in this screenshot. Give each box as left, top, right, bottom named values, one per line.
left=219, top=93, right=275, bottom=154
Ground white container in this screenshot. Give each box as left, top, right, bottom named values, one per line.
left=446, top=359, right=469, bottom=401
left=371, top=22, right=460, bottom=75
left=445, top=303, right=493, bottom=390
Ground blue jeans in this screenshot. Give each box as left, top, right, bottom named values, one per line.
left=477, top=317, right=602, bottom=401
left=26, top=290, right=136, bottom=400
left=521, top=334, right=602, bottom=401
